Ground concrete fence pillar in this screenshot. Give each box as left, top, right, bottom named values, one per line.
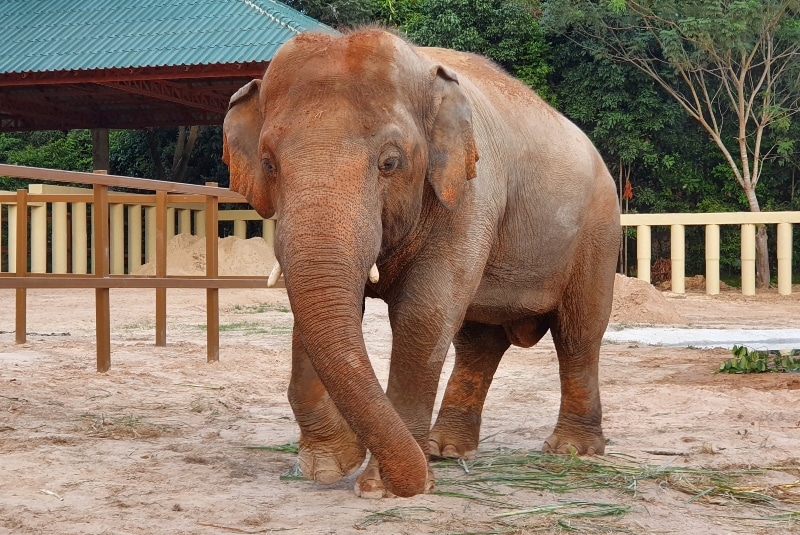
left=741, top=223, right=756, bottom=296
left=145, top=206, right=156, bottom=264
left=128, top=204, right=143, bottom=273
left=234, top=219, right=246, bottom=239
left=262, top=219, right=275, bottom=247
left=72, top=202, right=88, bottom=274
left=705, top=224, right=720, bottom=295
left=167, top=207, right=176, bottom=240
left=30, top=204, right=47, bottom=273
left=179, top=208, right=192, bottom=235
left=777, top=222, right=792, bottom=296
left=636, top=225, right=651, bottom=283
left=7, top=205, right=17, bottom=273
left=110, top=204, right=125, bottom=274
left=670, top=224, right=685, bottom=293
left=194, top=210, right=206, bottom=238
left=52, top=202, right=68, bottom=273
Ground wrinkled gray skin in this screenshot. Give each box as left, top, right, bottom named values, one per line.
left=222, top=29, right=620, bottom=498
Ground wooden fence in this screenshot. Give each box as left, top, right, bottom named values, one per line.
left=0, top=163, right=276, bottom=372
left=0, top=164, right=797, bottom=372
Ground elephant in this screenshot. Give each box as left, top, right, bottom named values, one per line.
left=222, top=29, right=621, bottom=499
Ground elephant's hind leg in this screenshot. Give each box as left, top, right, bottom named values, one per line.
left=544, top=275, right=613, bottom=456
left=288, top=329, right=366, bottom=484
left=429, top=322, right=510, bottom=460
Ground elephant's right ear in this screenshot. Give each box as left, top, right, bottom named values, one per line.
left=222, top=79, right=276, bottom=219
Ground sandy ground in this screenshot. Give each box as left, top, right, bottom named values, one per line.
left=2, top=283, right=800, bottom=534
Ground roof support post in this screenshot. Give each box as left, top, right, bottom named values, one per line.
left=92, top=129, right=109, bottom=173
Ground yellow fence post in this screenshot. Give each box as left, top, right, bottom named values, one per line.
left=52, top=201, right=68, bottom=273
left=72, top=202, right=88, bottom=274
left=705, top=224, right=720, bottom=295
left=262, top=219, right=275, bottom=246
left=636, top=225, right=651, bottom=283
left=741, top=223, right=756, bottom=296
left=777, top=222, right=792, bottom=296
left=8, top=204, right=17, bottom=273
left=670, top=224, right=685, bottom=293
left=145, top=206, right=156, bottom=264
left=128, top=204, right=142, bottom=273
left=167, top=207, right=176, bottom=240
left=194, top=209, right=206, bottom=238
left=110, top=203, right=125, bottom=275
left=179, top=208, right=192, bottom=235
left=30, top=203, right=47, bottom=273
left=234, top=219, right=246, bottom=239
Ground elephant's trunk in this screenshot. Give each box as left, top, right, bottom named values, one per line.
left=278, top=199, right=428, bottom=497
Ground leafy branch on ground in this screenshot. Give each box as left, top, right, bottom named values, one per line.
left=717, top=345, right=800, bottom=374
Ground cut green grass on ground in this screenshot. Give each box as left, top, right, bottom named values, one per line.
left=231, top=303, right=291, bottom=314
left=197, top=321, right=292, bottom=335
left=252, top=445, right=800, bottom=533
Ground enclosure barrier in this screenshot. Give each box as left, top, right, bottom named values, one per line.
left=0, top=163, right=278, bottom=372
left=621, top=212, right=798, bottom=296
left=1, top=164, right=798, bottom=372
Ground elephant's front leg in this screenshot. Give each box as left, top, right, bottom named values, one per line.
left=288, top=329, right=367, bottom=484
left=429, top=322, right=511, bottom=460
left=354, top=303, right=460, bottom=498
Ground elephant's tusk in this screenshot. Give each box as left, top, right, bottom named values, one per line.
left=369, top=263, right=380, bottom=284
left=268, top=261, right=282, bottom=287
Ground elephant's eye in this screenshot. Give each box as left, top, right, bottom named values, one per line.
left=378, top=152, right=403, bottom=175
left=262, top=157, right=277, bottom=177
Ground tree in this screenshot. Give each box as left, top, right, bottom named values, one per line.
left=404, top=0, right=553, bottom=98
left=544, top=0, right=800, bottom=287
left=111, top=127, right=227, bottom=186
left=280, top=0, right=380, bottom=28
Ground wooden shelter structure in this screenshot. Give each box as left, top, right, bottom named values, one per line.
left=0, top=0, right=333, bottom=133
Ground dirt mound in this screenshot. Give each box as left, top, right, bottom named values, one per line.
left=611, top=274, right=686, bottom=324
left=132, top=233, right=276, bottom=277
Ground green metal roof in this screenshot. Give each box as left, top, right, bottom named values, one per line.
left=1, top=0, right=335, bottom=75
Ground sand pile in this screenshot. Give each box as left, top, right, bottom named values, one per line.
left=133, top=233, right=276, bottom=277
left=611, top=274, right=686, bottom=324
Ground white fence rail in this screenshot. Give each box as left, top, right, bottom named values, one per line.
left=1, top=184, right=274, bottom=276
left=622, top=212, right=798, bottom=296
left=1, top=181, right=796, bottom=296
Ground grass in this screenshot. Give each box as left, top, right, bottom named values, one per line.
left=81, top=412, right=173, bottom=439
left=231, top=303, right=291, bottom=314
left=197, top=321, right=292, bottom=335
left=252, top=444, right=800, bottom=532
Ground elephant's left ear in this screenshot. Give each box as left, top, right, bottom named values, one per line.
left=426, top=65, right=479, bottom=210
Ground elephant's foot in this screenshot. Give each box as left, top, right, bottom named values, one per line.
left=354, top=456, right=435, bottom=499
left=298, top=433, right=367, bottom=485
left=429, top=407, right=480, bottom=460
left=542, top=428, right=605, bottom=455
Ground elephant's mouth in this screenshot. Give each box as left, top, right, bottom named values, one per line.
left=265, top=260, right=380, bottom=288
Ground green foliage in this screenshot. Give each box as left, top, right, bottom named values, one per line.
left=0, top=130, right=94, bottom=189
left=404, top=0, right=553, bottom=97
left=110, top=127, right=228, bottom=186
left=717, top=345, right=800, bottom=374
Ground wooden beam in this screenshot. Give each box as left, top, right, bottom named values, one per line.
left=0, top=63, right=268, bottom=87
left=98, top=80, right=229, bottom=113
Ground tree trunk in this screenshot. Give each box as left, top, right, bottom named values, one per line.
left=744, top=185, right=771, bottom=288
left=145, top=128, right=166, bottom=181
left=172, top=126, right=201, bottom=183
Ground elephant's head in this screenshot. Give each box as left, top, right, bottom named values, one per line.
left=222, top=29, right=478, bottom=497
